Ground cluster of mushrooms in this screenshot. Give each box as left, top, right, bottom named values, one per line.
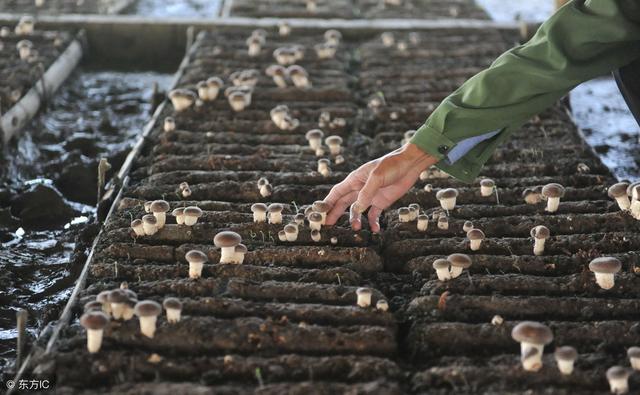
left=511, top=321, right=637, bottom=394
left=4, top=16, right=38, bottom=63
left=379, top=30, right=421, bottom=53
left=80, top=281, right=183, bottom=353
left=608, top=181, right=640, bottom=219
left=130, top=199, right=203, bottom=237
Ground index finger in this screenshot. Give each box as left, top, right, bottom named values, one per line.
left=323, top=177, right=357, bottom=206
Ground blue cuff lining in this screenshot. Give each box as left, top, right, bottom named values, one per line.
left=444, top=130, right=501, bottom=164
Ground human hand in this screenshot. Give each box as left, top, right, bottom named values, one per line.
left=323, top=143, right=438, bottom=232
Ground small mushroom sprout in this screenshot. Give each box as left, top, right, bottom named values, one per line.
left=308, top=212, right=323, bottom=231
left=287, top=65, right=311, bottom=89
left=266, top=65, right=288, bottom=88
left=589, top=257, right=622, bottom=290
left=437, top=215, right=449, bottom=230
left=356, top=287, right=372, bottom=308
left=312, top=201, right=331, bottom=225
left=325, top=135, right=343, bottom=156
left=268, top=203, right=284, bottom=224
left=376, top=300, right=389, bottom=312
left=462, top=221, right=474, bottom=233
left=134, top=300, right=162, bottom=338
left=627, top=182, right=640, bottom=218
left=80, top=311, right=110, bottom=353
left=150, top=200, right=170, bottom=229
left=314, top=42, right=337, bottom=59
left=324, top=29, right=342, bottom=46
left=235, top=244, right=248, bottom=264
left=466, top=229, right=485, bottom=251
left=164, top=116, right=176, bottom=132
left=511, top=321, right=554, bottom=372
left=381, top=32, right=395, bottom=47
left=142, top=214, right=158, bottom=236
left=131, top=219, right=145, bottom=237
left=398, top=207, right=411, bottom=223
left=163, top=298, right=183, bottom=324
left=417, top=214, right=429, bottom=232
left=183, top=206, right=203, bottom=226
left=523, top=186, right=543, bottom=205
left=317, top=158, right=331, bottom=177
left=311, top=229, right=321, bottom=242
left=108, top=289, right=129, bottom=320
left=16, top=39, right=33, bottom=60
left=185, top=249, right=207, bottom=278
left=246, top=34, right=265, bottom=57
left=606, top=366, right=631, bottom=394
left=480, top=178, right=495, bottom=197
left=172, top=208, right=185, bottom=225
left=284, top=223, right=299, bottom=242
left=541, top=183, right=565, bottom=213
left=214, top=231, right=243, bottom=264
left=305, top=129, right=324, bottom=150
left=627, top=347, right=640, bottom=370
left=554, top=346, right=578, bottom=375
left=530, top=225, right=550, bottom=256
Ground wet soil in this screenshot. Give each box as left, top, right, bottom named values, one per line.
left=0, top=69, right=170, bottom=374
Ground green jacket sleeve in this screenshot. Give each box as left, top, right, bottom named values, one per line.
left=410, top=0, right=640, bottom=183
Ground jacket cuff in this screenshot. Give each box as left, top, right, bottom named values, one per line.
left=409, top=124, right=457, bottom=161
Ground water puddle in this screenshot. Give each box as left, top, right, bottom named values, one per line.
left=0, top=69, right=171, bottom=373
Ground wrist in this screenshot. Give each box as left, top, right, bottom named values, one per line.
left=403, top=143, right=437, bottom=169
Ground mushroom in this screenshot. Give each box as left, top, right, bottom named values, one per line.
left=108, top=289, right=129, bottom=320
left=376, top=300, right=389, bottom=312
left=408, top=203, right=420, bottom=221
left=266, top=65, right=288, bottom=88
left=627, top=347, right=640, bottom=370
left=131, top=219, right=145, bottom=237
left=163, top=298, right=182, bottom=324
left=433, top=259, right=451, bottom=281
left=398, top=207, right=411, bottom=223
left=278, top=21, right=291, bottom=36
left=356, top=287, right=372, bottom=308
left=467, top=229, right=485, bottom=251
left=462, top=221, right=474, bottom=233
left=491, top=315, right=504, bottom=326
left=284, top=223, right=299, bottom=242
left=163, top=116, right=176, bottom=132
left=522, top=186, right=543, bottom=205
left=628, top=183, right=640, bottom=219
left=437, top=216, right=449, bottom=230
left=144, top=201, right=153, bottom=213
left=606, top=366, right=630, bottom=394
left=315, top=147, right=325, bottom=157
left=267, top=203, right=284, bottom=224
left=436, top=188, right=459, bottom=211
left=213, top=231, right=242, bottom=264
left=511, top=321, right=554, bottom=372
left=396, top=41, right=408, bottom=52
left=381, top=32, right=395, bottom=47
left=150, top=200, right=170, bottom=229
left=183, top=206, right=203, bottom=226
left=308, top=212, right=323, bottom=231
left=276, top=230, right=286, bottom=241
left=246, top=34, right=265, bottom=57
left=172, top=208, right=185, bottom=225
left=294, top=213, right=305, bottom=225
left=227, top=90, right=249, bottom=112
left=317, top=158, right=331, bottom=177
left=480, top=179, right=495, bottom=197
left=554, top=346, right=578, bottom=375
left=16, top=39, right=33, bottom=60
left=96, top=290, right=112, bottom=315
left=273, top=47, right=297, bottom=66
left=448, top=253, right=472, bottom=279
left=206, top=77, right=223, bottom=100
left=541, top=183, right=565, bottom=213
left=134, top=300, right=162, bottom=338
left=589, top=257, right=622, bottom=290
left=312, top=201, right=331, bottom=225
left=310, top=229, right=321, bottom=242
left=168, top=89, right=197, bottom=112
left=287, top=65, right=311, bottom=89
left=270, top=104, right=290, bottom=129
left=122, top=296, right=137, bottom=321
left=424, top=184, right=433, bottom=192
left=197, top=81, right=210, bottom=101
left=417, top=214, right=429, bottom=232
left=330, top=236, right=338, bottom=245
left=314, top=42, right=337, bottom=59
left=235, top=243, right=248, bottom=264
left=260, top=183, right=273, bottom=198
left=142, top=214, right=158, bottom=236
left=251, top=203, right=268, bottom=223
left=80, top=311, right=109, bottom=353
left=324, top=29, right=342, bottom=46
left=334, top=155, right=345, bottom=165
left=325, top=135, right=343, bottom=155
left=305, top=129, right=324, bottom=150
left=230, top=69, right=259, bottom=88
left=185, top=249, right=207, bottom=278
left=84, top=300, right=103, bottom=312
left=530, top=225, right=550, bottom=256
left=608, top=182, right=630, bottom=211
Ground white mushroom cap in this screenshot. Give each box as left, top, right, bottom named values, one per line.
left=466, top=229, right=485, bottom=241
left=530, top=225, right=550, bottom=239
left=511, top=321, right=554, bottom=345
left=589, top=257, right=622, bottom=274
left=213, top=231, right=242, bottom=248
left=541, top=183, right=565, bottom=199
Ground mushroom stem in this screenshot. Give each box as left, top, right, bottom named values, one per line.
left=546, top=197, right=560, bottom=213
left=615, top=196, right=631, bottom=211
left=139, top=315, right=158, bottom=338
left=449, top=266, right=463, bottom=279
left=435, top=266, right=451, bottom=281
left=253, top=212, right=266, bottom=223
left=189, top=261, right=203, bottom=278
left=533, top=238, right=546, bottom=256
left=631, top=199, right=640, bottom=219
left=520, top=342, right=544, bottom=372
left=417, top=216, right=428, bottom=232
left=111, top=303, right=125, bottom=320
left=154, top=212, right=167, bottom=228
left=183, top=215, right=197, bottom=226
left=480, top=185, right=493, bottom=197
left=594, top=272, right=615, bottom=290
left=557, top=359, right=575, bottom=375
left=86, top=328, right=104, bottom=353
left=469, top=239, right=482, bottom=251
left=440, top=197, right=456, bottom=211
left=356, top=289, right=372, bottom=308
left=269, top=212, right=283, bottom=224
left=220, top=246, right=236, bottom=264
left=166, top=308, right=181, bottom=323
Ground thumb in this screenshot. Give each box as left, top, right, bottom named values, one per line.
left=353, top=167, right=384, bottom=214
